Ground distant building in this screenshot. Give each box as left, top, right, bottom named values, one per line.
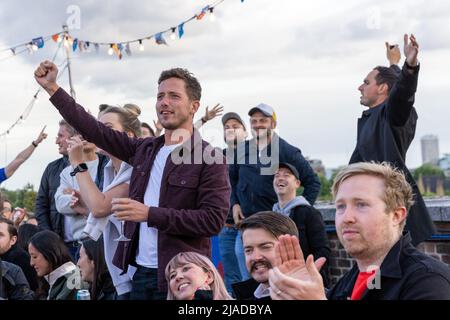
left=421, top=135, right=440, bottom=165
left=307, top=158, right=326, bottom=176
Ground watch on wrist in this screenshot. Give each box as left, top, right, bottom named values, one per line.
left=70, top=163, right=88, bottom=176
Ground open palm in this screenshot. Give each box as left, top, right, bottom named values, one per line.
left=404, top=34, right=419, bottom=66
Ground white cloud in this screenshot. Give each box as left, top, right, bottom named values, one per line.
left=0, top=0, right=449, bottom=190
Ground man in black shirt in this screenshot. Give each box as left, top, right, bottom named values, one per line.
left=267, top=163, right=450, bottom=300
left=0, top=217, right=38, bottom=291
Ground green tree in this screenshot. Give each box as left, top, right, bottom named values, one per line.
left=318, top=173, right=333, bottom=201
left=1, top=184, right=37, bottom=212
left=413, top=164, right=445, bottom=180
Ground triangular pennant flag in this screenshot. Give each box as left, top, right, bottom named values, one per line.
left=178, top=23, right=185, bottom=39
left=125, top=43, right=132, bottom=56
left=72, top=38, right=78, bottom=52
left=52, top=34, right=60, bottom=42
left=10, top=48, right=15, bottom=55
left=32, top=37, right=45, bottom=49
left=112, top=43, right=119, bottom=54
left=94, top=43, right=99, bottom=53
left=118, top=43, right=124, bottom=59
left=197, top=5, right=210, bottom=20
left=155, top=32, right=167, bottom=45
left=112, top=44, right=122, bottom=59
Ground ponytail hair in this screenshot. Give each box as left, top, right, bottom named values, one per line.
left=98, top=103, right=142, bottom=137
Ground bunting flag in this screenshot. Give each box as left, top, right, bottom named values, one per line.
left=0, top=0, right=243, bottom=62
left=197, top=5, right=210, bottom=20
left=155, top=32, right=167, bottom=45
left=125, top=43, right=132, bottom=56
left=0, top=43, right=66, bottom=138
left=113, top=43, right=123, bottom=59
left=178, top=23, right=185, bottom=39
left=72, top=38, right=78, bottom=52
left=32, top=37, right=45, bottom=49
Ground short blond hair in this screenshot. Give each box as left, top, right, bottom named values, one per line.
left=332, top=162, right=414, bottom=229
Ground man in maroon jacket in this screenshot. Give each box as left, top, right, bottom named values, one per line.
left=34, top=62, right=231, bottom=300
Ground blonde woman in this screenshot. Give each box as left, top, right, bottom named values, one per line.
left=165, top=252, right=232, bottom=300
left=67, top=103, right=142, bottom=299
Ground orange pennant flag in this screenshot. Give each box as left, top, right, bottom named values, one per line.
left=197, top=12, right=206, bottom=20
left=112, top=44, right=122, bottom=60
left=52, top=34, right=60, bottom=42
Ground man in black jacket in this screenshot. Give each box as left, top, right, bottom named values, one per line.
left=0, top=217, right=38, bottom=291
left=232, top=212, right=299, bottom=300
left=267, top=162, right=450, bottom=300
left=349, top=34, right=435, bottom=246
left=272, top=162, right=331, bottom=287
left=35, top=120, right=108, bottom=246
left=35, top=120, right=76, bottom=238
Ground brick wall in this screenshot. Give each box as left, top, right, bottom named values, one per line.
left=317, top=201, right=450, bottom=286
left=327, top=223, right=450, bottom=285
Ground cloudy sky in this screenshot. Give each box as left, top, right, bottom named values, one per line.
left=0, top=0, right=449, bottom=190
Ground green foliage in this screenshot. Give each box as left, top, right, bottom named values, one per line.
left=413, top=164, right=445, bottom=180
left=1, top=183, right=37, bottom=212
left=318, top=173, right=333, bottom=201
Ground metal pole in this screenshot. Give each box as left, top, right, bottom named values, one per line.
left=62, top=24, right=76, bottom=100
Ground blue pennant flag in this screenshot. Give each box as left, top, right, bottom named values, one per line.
left=32, top=37, right=45, bottom=49
left=155, top=32, right=167, bottom=45
left=178, top=23, right=185, bottom=38
left=72, top=38, right=78, bottom=52
left=125, top=43, right=132, bottom=56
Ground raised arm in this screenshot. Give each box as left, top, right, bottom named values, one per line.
left=194, top=103, right=224, bottom=129
left=386, top=34, right=420, bottom=127
left=34, top=61, right=143, bottom=164
left=4, top=126, right=47, bottom=178
left=67, top=136, right=129, bottom=218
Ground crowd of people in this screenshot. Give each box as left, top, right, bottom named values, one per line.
left=1, top=34, right=450, bottom=301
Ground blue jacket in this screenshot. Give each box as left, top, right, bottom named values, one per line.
left=229, top=134, right=320, bottom=217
